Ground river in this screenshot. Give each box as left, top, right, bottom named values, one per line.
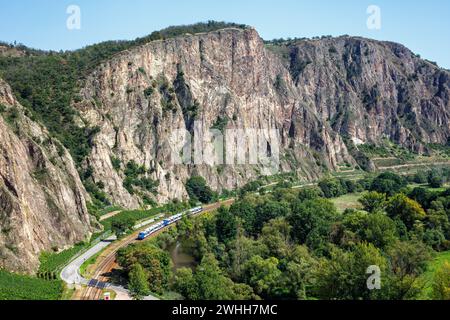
left=168, top=242, right=196, bottom=271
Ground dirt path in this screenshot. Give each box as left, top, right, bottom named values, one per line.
left=99, top=210, right=122, bottom=222
left=377, top=160, right=450, bottom=171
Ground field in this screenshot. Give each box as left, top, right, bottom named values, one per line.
left=331, top=193, right=363, bottom=213
left=0, top=270, right=63, bottom=300
left=420, top=251, right=450, bottom=299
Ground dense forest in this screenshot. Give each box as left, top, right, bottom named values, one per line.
left=116, top=170, right=450, bottom=300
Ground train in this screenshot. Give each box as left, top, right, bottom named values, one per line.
left=137, top=207, right=203, bottom=240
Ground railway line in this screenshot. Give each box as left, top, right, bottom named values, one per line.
left=77, top=199, right=235, bottom=300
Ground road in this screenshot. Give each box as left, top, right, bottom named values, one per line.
left=60, top=235, right=116, bottom=285
left=62, top=199, right=234, bottom=300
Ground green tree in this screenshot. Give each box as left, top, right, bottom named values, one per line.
left=194, top=254, right=242, bottom=300
left=318, top=178, right=345, bottom=198
left=362, top=213, right=398, bottom=249
left=186, top=176, right=215, bottom=204
left=215, top=206, right=238, bottom=244
left=385, top=194, right=426, bottom=230
left=383, top=241, right=431, bottom=300
left=172, top=267, right=197, bottom=299
left=229, top=201, right=256, bottom=235
left=370, top=172, right=407, bottom=196
left=242, top=256, right=283, bottom=299
left=314, top=243, right=387, bottom=300
left=428, top=169, right=444, bottom=188
left=432, top=262, right=450, bottom=300
left=111, top=217, right=134, bottom=236
left=260, top=218, right=292, bottom=258
left=254, top=200, right=290, bottom=234
left=288, top=198, right=338, bottom=253
left=297, top=187, right=324, bottom=202
left=359, top=191, right=386, bottom=213
left=128, top=263, right=150, bottom=300
left=408, top=187, right=438, bottom=209
left=413, top=170, right=428, bottom=184
left=337, top=210, right=398, bottom=249
left=283, top=245, right=318, bottom=299
left=117, top=242, right=172, bottom=294
left=227, top=229, right=268, bottom=280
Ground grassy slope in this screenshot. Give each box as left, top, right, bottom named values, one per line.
left=331, top=193, right=363, bottom=213
left=420, top=251, right=450, bottom=299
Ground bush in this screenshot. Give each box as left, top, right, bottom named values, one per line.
left=144, top=87, right=154, bottom=97
left=111, top=156, right=121, bottom=171
left=386, top=194, right=426, bottom=230
left=370, top=172, right=407, bottom=196
left=428, top=169, right=444, bottom=188
left=186, top=176, right=216, bottom=204
left=318, top=178, right=346, bottom=198
left=413, top=171, right=428, bottom=184
left=123, top=161, right=159, bottom=195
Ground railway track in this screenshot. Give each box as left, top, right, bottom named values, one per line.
left=79, top=199, right=235, bottom=300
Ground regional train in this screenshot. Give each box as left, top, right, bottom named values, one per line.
left=137, top=207, right=203, bottom=240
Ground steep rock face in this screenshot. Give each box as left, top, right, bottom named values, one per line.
left=287, top=37, right=450, bottom=151
left=0, top=79, right=93, bottom=273
left=77, top=28, right=352, bottom=207
left=77, top=29, right=450, bottom=208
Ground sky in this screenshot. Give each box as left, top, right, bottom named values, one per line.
left=0, top=0, right=449, bottom=68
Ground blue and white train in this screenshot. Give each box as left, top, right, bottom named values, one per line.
left=137, top=207, right=203, bottom=240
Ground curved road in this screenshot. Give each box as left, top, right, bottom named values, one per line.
left=60, top=235, right=116, bottom=286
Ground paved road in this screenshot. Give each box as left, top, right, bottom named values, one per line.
left=60, top=235, right=116, bottom=285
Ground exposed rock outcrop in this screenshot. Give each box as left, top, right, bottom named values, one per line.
left=286, top=36, right=450, bottom=152
left=0, top=79, right=93, bottom=273
left=76, top=28, right=352, bottom=207
left=76, top=28, right=449, bottom=208
left=1, top=27, right=449, bottom=272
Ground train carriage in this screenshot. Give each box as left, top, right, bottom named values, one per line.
left=137, top=207, right=203, bottom=240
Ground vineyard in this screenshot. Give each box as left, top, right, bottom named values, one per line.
left=38, top=243, right=86, bottom=279
left=0, top=270, right=63, bottom=300
left=100, top=206, right=169, bottom=231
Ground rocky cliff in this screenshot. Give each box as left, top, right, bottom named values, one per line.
left=1, top=26, right=449, bottom=272
left=76, top=28, right=449, bottom=208
left=286, top=36, right=450, bottom=152
left=0, top=79, right=93, bottom=273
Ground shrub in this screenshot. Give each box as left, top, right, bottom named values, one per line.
left=186, top=176, right=216, bottom=204
left=370, top=172, right=407, bottom=196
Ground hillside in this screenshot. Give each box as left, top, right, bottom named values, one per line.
left=0, top=22, right=449, bottom=272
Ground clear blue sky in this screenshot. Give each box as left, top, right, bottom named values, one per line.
left=0, top=0, right=449, bottom=68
